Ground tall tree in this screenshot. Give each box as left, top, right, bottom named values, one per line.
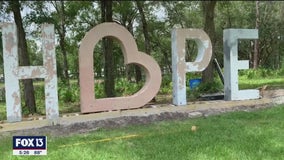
left=135, top=1, right=152, bottom=82
left=253, top=1, right=260, bottom=69
left=26, top=1, right=92, bottom=84
left=101, top=0, right=115, bottom=97
left=9, top=1, right=36, bottom=113
left=201, top=1, right=217, bottom=83
left=136, top=1, right=151, bottom=57
left=113, top=1, right=137, bottom=79
left=51, top=1, right=70, bottom=86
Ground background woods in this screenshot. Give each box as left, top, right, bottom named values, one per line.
left=0, top=1, right=284, bottom=115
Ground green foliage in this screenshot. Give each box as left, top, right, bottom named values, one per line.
left=58, top=81, right=79, bottom=103
left=276, top=68, right=284, bottom=76
left=187, top=80, right=223, bottom=101
left=186, top=72, right=203, bottom=80
left=94, top=78, right=143, bottom=98
left=238, top=69, right=284, bottom=90
left=197, top=80, right=223, bottom=93
left=159, top=74, right=172, bottom=95
left=0, top=103, right=5, bottom=120
left=239, top=68, right=283, bottom=79
left=160, top=73, right=223, bottom=101
left=95, top=80, right=105, bottom=98
left=185, top=72, right=223, bottom=100
left=33, top=83, right=45, bottom=114
left=0, top=87, right=5, bottom=102
left=115, top=78, right=143, bottom=96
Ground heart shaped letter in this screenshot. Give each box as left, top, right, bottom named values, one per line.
left=79, top=22, right=162, bottom=113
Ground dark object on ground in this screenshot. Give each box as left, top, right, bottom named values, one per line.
left=199, top=93, right=224, bottom=101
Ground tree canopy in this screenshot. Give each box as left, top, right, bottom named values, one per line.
left=1, top=1, right=284, bottom=105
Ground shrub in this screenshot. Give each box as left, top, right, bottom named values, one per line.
left=115, top=78, right=143, bottom=96
left=0, top=87, right=5, bottom=102
left=159, top=75, right=172, bottom=94
left=241, top=68, right=280, bottom=79
left=58, top=82, right=79, bottom=103
left=197, top=81, right=223, bottom=94
left=187, top=79, right=223, bottom=101
left=95, top=82, right=105, bottom=98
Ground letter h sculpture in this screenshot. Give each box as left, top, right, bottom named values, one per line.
left=2, top=23, right=59, bottom=123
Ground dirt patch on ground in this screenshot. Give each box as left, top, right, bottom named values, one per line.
left=263, top=89, right=284, bottom=98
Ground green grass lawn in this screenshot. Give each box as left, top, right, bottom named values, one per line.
left=239, top=77, right=284, bottom=89
left=1, top=105, right=284, bottom=160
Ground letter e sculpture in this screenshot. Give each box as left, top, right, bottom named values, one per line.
left=223, top=29, right=259, bottom=100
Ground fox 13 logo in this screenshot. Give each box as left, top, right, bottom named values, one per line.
left=13, top=136, right=47, bottom=156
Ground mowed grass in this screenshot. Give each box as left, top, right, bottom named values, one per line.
left=1, top=105, right=284, bottom=160
left=239, top=77, right=284, bottom=89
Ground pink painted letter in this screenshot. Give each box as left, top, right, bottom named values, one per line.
left=79, top=23, right=161, bottom=113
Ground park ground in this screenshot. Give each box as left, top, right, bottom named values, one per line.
left=0, top=104, right=284, bottom=160
left=0, top=68, right=284, bottom=159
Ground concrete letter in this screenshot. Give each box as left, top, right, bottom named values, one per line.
left=223, top=29, right=259, bottom=100
left=172, top=29, right=212, bottom=105
left=2, top=23, right=58, bottom=122
left=79, top=22, right=161, bottom=113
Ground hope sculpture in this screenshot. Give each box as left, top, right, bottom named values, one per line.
left=1, top=22, right=259, bottom=123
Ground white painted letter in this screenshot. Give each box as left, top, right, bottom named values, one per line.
left=223, top=29, right=259, bottom=100
left=2, top=23, right=58, bottom=122
left=172, top=29, right=212, bottom=105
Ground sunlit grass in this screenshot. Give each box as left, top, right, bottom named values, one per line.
left=239, top=77, right=284, bottom=89
left=0, top=102, right=5, bottom=120
left=1, top=105, right=284, bottom=159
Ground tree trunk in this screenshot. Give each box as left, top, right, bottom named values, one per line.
left=136, top=1, right=151, bottom=55
left=101, top=0, right=115, bottom=97
left=124, top=15, right=137, bottom=81
left=10, top=1, right=36, bottom=114
left=279, top=2, right=284, bottom=69
left=53, top=1, right=70, bottom=86
left=59, top=1, right=70, bottom=86
left=253, top=1, right=260, bottom=69
left=135, top=1, right=151, bottom=83
left=201, top=1, right=217, bottom=83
